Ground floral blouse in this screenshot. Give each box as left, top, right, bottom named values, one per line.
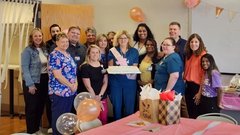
left=48, top=50, right=77, bottom=97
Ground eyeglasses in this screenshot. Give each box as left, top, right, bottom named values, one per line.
left=70, top=31, right=80, bottom=35
left=161, top=44, right=173, bottom=47
left=118, top=37, right=128, bottom=40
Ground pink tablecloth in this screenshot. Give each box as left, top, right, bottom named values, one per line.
left=79, top=112, right=240, bottom=135
left=221, top=92, right=240, bottom=111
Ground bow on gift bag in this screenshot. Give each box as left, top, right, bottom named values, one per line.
left=159, top=91, right=182, bottom=125
left=159, top=90, right=175, bottom=101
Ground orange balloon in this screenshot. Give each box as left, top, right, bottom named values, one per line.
left=184, top=0, right=201, bottom=8
left=129, top=7, right=145, bottom=22
left=77, top=99, right=101, bottom=122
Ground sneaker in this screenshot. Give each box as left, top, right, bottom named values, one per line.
left=47, top=128, right=53, bottom=134
left=34, top=130, right=45, bottom=135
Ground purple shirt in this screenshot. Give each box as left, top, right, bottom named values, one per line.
left=202, top=70, right=222, bottom=97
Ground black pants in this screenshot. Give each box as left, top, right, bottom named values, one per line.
left=134, top=85, right=141, bottom=112
left=185, top=81, right=200, bottom=119
left=22, top=73, right=49, bottom=133
left=181, top=96, right=189, bottom=118
left=200, top=95, right=220, bottom=115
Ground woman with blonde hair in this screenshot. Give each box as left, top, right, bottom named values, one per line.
left=81, top=45, right=108, bottom=124
left=21, top=28, right=48, bottom=134
left=108, top=30, right=139, bottom=120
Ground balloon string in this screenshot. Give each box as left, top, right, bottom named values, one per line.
left=76, top=120, right=82, bottom=132
left=100, top=101, right=104, bottom=111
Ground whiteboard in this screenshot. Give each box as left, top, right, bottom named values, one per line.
left=191, top=3, right=240, bottom=74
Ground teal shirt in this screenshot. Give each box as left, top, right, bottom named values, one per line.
left=154, top=52, right=185, bottom=94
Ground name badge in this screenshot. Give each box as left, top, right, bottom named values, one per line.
left=147, top=65, right=152, bottom=71
left=75, top=56, right=80, bottom=61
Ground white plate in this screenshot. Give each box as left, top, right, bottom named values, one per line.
left=127, top=120, right=151, bottom=127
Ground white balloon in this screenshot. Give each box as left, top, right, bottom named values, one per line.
left=74, top=92, right=94, bottom=110
left=77, top=119, right=102, bottom=132
left=56, top=113, right=78, bottom=135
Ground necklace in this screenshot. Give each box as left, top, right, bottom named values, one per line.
left=120, top=47, right=128, bottom=57
left=137, top=42, right=144, bottom=52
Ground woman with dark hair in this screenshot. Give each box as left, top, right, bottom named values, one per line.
left=21, top=28, right=48, bottom=134
left=184, top=33, right=207, bottom=118
left=154, top=37, right=185, bottom=96
left=135, top=38, right=161, bottom=112
left=197, top=53, right=222, bottom=114
left=154, top=37, right=188, bottom=118
left=138, top=38, right=160, bottom=86
left=133, top=23, right=154, bottom=56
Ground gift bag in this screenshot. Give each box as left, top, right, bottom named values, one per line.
left=139, top=98, right=159, bottom=123
left=158, top=94, right=182, bottom=125
left=139, top=84, right=160, bottom=123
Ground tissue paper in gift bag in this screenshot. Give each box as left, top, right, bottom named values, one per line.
left=139, top=98, right=159, bottom=123
left=158, top=95, right=182, bottom=125
left=139, top=84, right=160, bottom=123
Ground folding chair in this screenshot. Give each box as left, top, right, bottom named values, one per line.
left=197, top=113, right=238, bottom=125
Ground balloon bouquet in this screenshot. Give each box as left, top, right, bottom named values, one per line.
left=56, top=92, right=102, bottom=134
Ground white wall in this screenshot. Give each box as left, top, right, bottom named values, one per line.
left=222, top=74, right=234, bottom=86
left=42, top=0, right=189, bottom=44
left=191, top=2, right=240, bottom=74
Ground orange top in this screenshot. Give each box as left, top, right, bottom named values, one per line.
left=184, top=51, right=206, bottom=85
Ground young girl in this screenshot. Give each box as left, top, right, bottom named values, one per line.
left=184, top=33, right=207, bottom=118
left=198, top=53, right=222, bottom=114
left=81, top=45, right=108, bottom=124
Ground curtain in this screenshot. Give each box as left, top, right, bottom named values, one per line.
left=0, top=0, right=39, bottom=116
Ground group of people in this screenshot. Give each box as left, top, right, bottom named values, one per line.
left=21, top=22, right=222, bottom=135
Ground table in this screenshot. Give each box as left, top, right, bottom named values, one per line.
left=1, top=64, right=20, bottom=118
left=79, top=112, right=240, bottom=135
left=221, top=91, right=240, bottom=124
